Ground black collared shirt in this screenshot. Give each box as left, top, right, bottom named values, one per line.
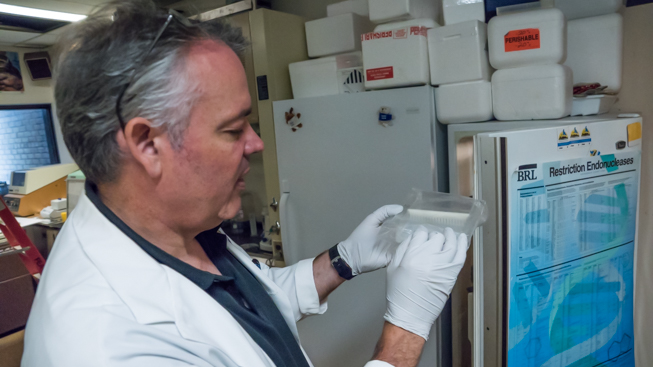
left=85, top=181, right=309, bottom=367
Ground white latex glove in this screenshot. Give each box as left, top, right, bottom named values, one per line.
left=337, top=205, right=404, bottom=276
left=384, top=227, right=468, bottom=340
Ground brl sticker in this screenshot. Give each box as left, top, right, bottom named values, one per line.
left=504, top=28, right=540, bottom=52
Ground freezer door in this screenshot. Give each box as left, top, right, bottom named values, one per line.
left=474, top=117, right=643, bottom=367
left=273, top=86, right=447, bottom=367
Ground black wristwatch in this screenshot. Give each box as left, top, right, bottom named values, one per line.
left=328, top=244, right=355, bottom=280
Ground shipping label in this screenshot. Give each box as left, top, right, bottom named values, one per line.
left=366, top=66, right=393, bottom=81
left=504, top=28, right=540, bottom=52
left=361, top=26, right=429, bottom=41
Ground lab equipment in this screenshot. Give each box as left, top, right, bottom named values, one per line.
left=447, top=114, right=642, bottom=367
left=8, top=163, right=78, bottom=195
left=4, top=163, right=78, bottom=217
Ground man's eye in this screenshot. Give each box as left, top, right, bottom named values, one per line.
left=227, top=130, right=244, bottom=136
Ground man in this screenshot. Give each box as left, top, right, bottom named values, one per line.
left=22, top=1, right=468, bottom=366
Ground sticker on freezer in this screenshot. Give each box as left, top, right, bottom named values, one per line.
left=506, top=151, right=640, bottom=367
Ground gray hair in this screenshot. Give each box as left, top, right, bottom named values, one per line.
left=54, top=0, right=247, bottom=184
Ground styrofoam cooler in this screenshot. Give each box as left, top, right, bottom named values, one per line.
left=327, top=0, right=369, bottom=17
left=368, top=0, right=440, bottom=24
left=547, top=0, right=623, bottom=20
left=435, top=80, right=493, bottom=124
left=289, top=52, right=364, bottom=99
left=488, top=8, right=566, bottom=69
left=362, top=19, right=439, bottom=90
left=443, top=0, right=485, bottom=25
left=564, top=13, right=623, bottom=92
left=305, top=13, right=374, bottom=58
left=492, top=64, right=573, bottom=120
left=428, top=20, right=491, bottom=86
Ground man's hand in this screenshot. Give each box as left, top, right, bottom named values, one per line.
left=384, top=227, right=467, bottom=340
left=337, top=205, right=404, bottom=276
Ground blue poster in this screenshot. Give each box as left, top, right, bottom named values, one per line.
left=508, top=152, right=640, bottom=367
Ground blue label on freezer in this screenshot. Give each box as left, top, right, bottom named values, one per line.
left=507, top=151, right=640, bottom=367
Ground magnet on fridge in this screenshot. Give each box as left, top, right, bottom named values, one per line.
left=379, top=106, right=393, bottom=127
left=285, top=108, right=303, bottom=132
left=627, top=122, right=641, bottom=147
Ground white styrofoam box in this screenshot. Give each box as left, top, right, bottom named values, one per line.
left=368, top=0, right=440, bottom=24
left=549, top=0, right=623, bottom=20
left=564, top=13, right=623, bottom=92
left=362, top=19, right=440, bottom=89
left=571, top=95, right=618, bottom=116
left=327, top=0, right=369, bottom=17
left=289, top=52, right=364, bottom=98
left=488, top=8, right=566, bottom=70
left=428, top=20, right=491, bottom=86
left=373, top=18, right=439, bottom=31
left=443, top=0, right=485, bottom=25
left=492, top=64, right=573, bottom=120
left=435, top=80, right=493, bottom=123
left=305, top=13, right=374, bottom=58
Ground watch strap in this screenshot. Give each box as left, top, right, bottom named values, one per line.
left=329, top=244, right=354, bottom=280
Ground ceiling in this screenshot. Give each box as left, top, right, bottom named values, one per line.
left=0, top=0, right=110, bottom=48
left=0, top=0, right=240, bottom=49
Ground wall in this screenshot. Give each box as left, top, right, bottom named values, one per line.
left=0, top=46, right=73, bottom=164
left=610, top=4, right=653, bottom=366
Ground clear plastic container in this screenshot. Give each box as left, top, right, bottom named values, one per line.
left=381, top=189, right=488, bottom=245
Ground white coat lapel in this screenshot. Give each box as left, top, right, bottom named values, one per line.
left=73, top=196, right=274, bottom=366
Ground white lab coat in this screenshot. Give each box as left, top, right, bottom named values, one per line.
left=21, top=195, right=327, bottom=367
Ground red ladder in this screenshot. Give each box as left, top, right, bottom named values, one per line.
left=0, top=196, right=46, bottom=281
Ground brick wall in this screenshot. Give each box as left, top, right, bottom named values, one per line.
left=0, top=109, right=55, bottom=184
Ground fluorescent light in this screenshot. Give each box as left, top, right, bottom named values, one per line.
left=0, top=3, right=87, bottom=22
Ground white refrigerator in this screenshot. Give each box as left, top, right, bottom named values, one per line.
left=448, top=115, right=643, bottom=367
left=272, top=86, right=449, bottom=367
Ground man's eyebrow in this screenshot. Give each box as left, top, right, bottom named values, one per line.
left=220, top=107, right=252, bottom=127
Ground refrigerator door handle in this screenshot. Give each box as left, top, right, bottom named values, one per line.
left=280, top=180, right=300, bottom=265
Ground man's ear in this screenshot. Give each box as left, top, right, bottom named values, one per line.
left=120, top=117, right=164, bottom=179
